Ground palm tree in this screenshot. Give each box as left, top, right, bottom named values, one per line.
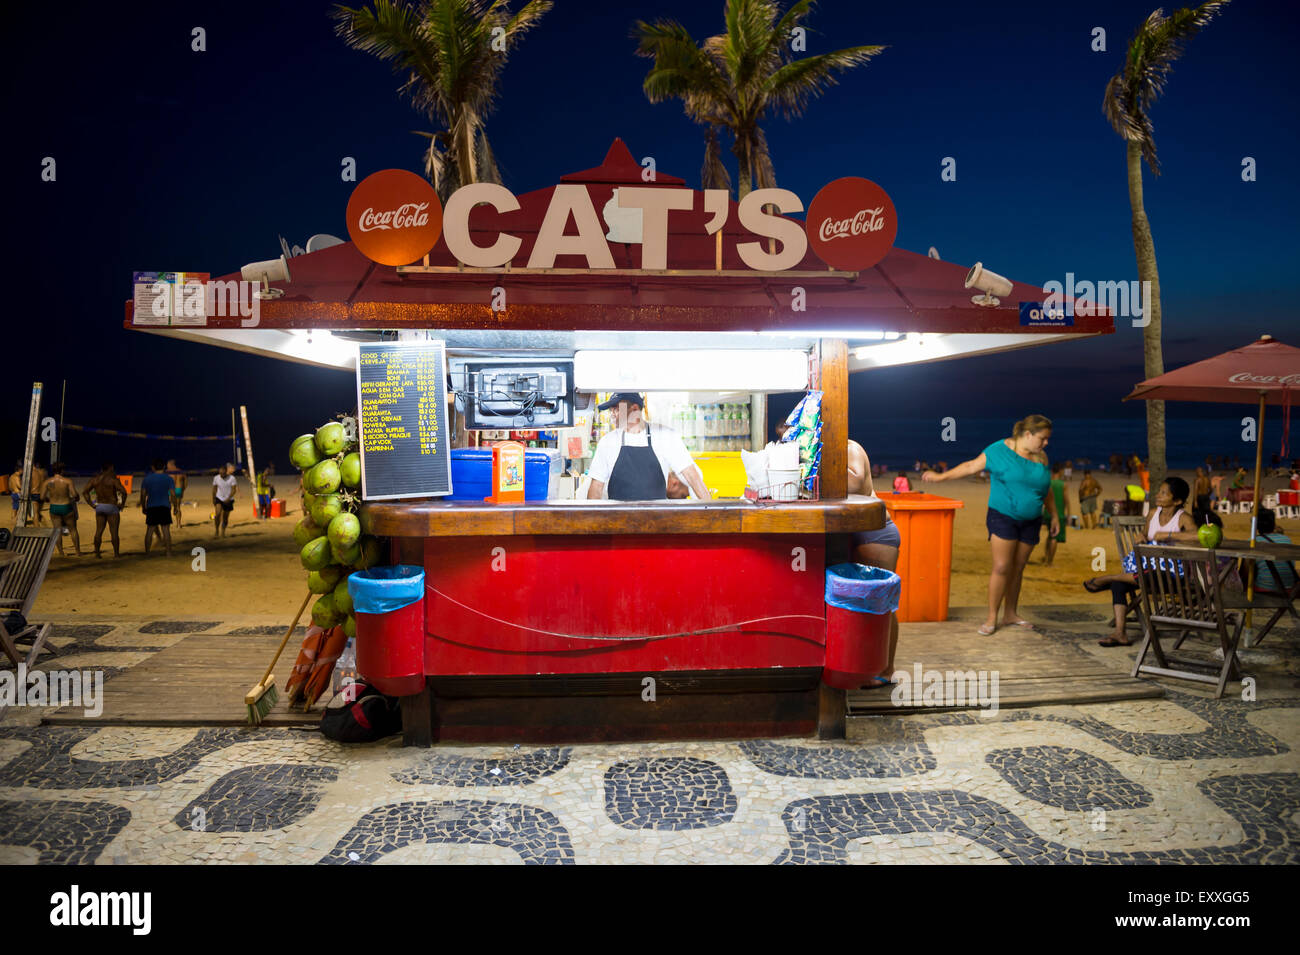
left=634, top=0, right=885, bottom=199
left=332, top=0, right=553, bottom=200
left=1103, top=1, right=1230, bottom=490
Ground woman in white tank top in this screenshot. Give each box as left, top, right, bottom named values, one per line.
left=1083, top=477, right=1197, bottom=645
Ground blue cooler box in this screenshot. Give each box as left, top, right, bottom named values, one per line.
left=447, top=448, right=552, bottom=501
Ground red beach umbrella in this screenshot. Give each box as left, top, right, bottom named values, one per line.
left=1125, top=335, right=1300, bottom=597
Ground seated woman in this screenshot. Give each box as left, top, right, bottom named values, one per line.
left=893, top=471, right=911, bottom=493
left=1082, top=476, right=1198, bottom=647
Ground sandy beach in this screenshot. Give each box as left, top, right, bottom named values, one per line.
left=12, top=469, right=1292, bottom=623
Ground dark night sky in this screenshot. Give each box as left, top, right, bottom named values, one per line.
left=3, top=0, right=1298, bottom=471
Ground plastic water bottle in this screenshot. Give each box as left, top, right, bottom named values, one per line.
left=333, top=637, right=357, bottom=696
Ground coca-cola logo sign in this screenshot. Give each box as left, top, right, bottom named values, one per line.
left=1229, top=372, right=1300, bottom=385
left=806, top=177, right=897, bottom=271
left=346, top=169, right=443, bottom=266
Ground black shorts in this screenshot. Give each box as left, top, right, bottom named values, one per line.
left=219, top=499, right=234, bottom=512
left=145, top=505, right=172, bottom=526
left=987, top=506, right=1042, bottom=545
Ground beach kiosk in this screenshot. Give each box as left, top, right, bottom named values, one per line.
left=127, top=139, right=1113, bottom=743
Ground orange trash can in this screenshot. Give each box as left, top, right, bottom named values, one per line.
left=118, top=474, right=134, bottom=494
left=880, top=492, right=964, bottom=623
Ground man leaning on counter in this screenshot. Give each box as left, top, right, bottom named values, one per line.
left=586, top=393, right=713, bottom=502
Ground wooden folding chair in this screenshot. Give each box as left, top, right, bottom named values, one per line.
left=1131, top=544, right=1245, bottom=699
left=1112, top=515, right=1147, bottom=624
left=0, top=527, right=59, bottom=669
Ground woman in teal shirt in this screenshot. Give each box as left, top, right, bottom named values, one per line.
left=923, top=414, right=1058, bottom=635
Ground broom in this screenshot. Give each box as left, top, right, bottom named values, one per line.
left=245, top=591, right=313, bottom=725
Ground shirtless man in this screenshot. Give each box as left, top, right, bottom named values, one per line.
left=83, top=463, right=128, bottom=558
left=1193, top=466, right=1212, bottom=515
left=8, top=462, right=22, bottom=526
left=28, top=462, right=48, bottom=525
left=848, top=438, right=902, bottom=687
left=166, top=459, right=188, bottom=527
left=1078, top=469, right=1102, bottom=529
left=42, top=462, right=82, bottom=556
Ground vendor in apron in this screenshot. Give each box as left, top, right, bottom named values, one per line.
left=586, top=393, right=712, bottom=501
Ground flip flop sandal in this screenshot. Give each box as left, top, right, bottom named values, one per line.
left=1006, top=620, right=1036, bottom=630
left=1083, top=578, right=1106, bottom=593
left=1098, top=637, right=1132, bottom=647
left=977, top=623, right=997, bottom=635
left=862, top=676, right=896, bottom=688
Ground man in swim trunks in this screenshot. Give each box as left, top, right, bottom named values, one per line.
left=140, top=458, right=174, bottom=557
left=28, top=462, right=48, bottom=525
left=41, top=461, right=82, bottom=556
left=848, top=438, right=902, bottom=686
left=166, top=459, right=187, bottom=527
left=1078, top=469, right=1101, bottom=529
left=8, top=461, right=21, bottom=526
left=83, top=463, right=128, bottom=558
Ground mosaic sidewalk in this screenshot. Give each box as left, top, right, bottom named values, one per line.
left=1, top=611, right=1298, bottom=864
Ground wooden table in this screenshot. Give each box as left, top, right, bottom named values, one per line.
left=1213, top=540, right=1300, bottom=642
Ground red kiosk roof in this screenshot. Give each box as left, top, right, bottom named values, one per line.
left=127, top=139, right=1114, bottom=338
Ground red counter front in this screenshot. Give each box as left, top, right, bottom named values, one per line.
left=421, top=533, right=827, bottom=675
left=359, top=496, right=885, bottom=743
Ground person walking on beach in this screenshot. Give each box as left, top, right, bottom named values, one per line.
left=1042, top=462, right=1067, bottom=566
left=213, top=463, right=237, bottom=537
left=1079, top=469, right=1102, bottom=529
left=41, top=462, right=82, bottom=556
left=922, top=414, right=1057, bottom=635
left=83, top=463, right=128, bottom=558
left=166, top=459, right=187, bottom=527
left=140, top=458, right=174, bottom=556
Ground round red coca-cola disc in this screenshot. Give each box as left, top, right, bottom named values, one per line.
left=346, top=169, right=443, bottom=266
left=806, top=177, right=897, bottom=271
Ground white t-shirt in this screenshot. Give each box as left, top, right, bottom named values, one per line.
left=213, top=474, right=237, bottom=501
left=588, top=424, right=697, bottom=494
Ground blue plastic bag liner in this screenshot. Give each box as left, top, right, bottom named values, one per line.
left=348, top=565, right=425, bottom=615
left=825, top=563, right=901, bottom=614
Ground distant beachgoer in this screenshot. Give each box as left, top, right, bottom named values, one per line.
left=256, top=462, right=276, bottom=519
left=849, top=439, right=901, bottom=685
left=28, top=462, right=48, bottom=525
left=1078, top=470, right=1102, bottom=529
left=213, top=463, right=237, bottom=537
left=1231, top=466, right=1248, bottom=490
left=1204, top=455, right=1214, bottom=474
left=8, top=461, right=23, bottom=525
left=1193, top=467, right=1211, bottom=514
left=1042, top=462, right=1067, bottom=566
left=140, top=458, right=174, bottom=557
left=923, top=414, right=1057, bottom=635
left=1063, top=460, right=1073, bottom=481
left=42, top=462, right=82, bottom=556
left=893, top=471, right=911, bottom=493
left=166, top=459, right=187, bottom=527
left=83, top=463, right=128, bottom=558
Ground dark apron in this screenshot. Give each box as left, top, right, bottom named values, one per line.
left=607, top=428, right=667, bottom=501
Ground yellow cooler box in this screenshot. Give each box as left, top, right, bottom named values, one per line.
left=693, top=452, right=748, bottom=499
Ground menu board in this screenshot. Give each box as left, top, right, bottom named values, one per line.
left=356, top=340, right=452, bottom=500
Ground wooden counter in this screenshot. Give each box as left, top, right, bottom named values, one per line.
left=361, top=494, right=885, bottom=537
